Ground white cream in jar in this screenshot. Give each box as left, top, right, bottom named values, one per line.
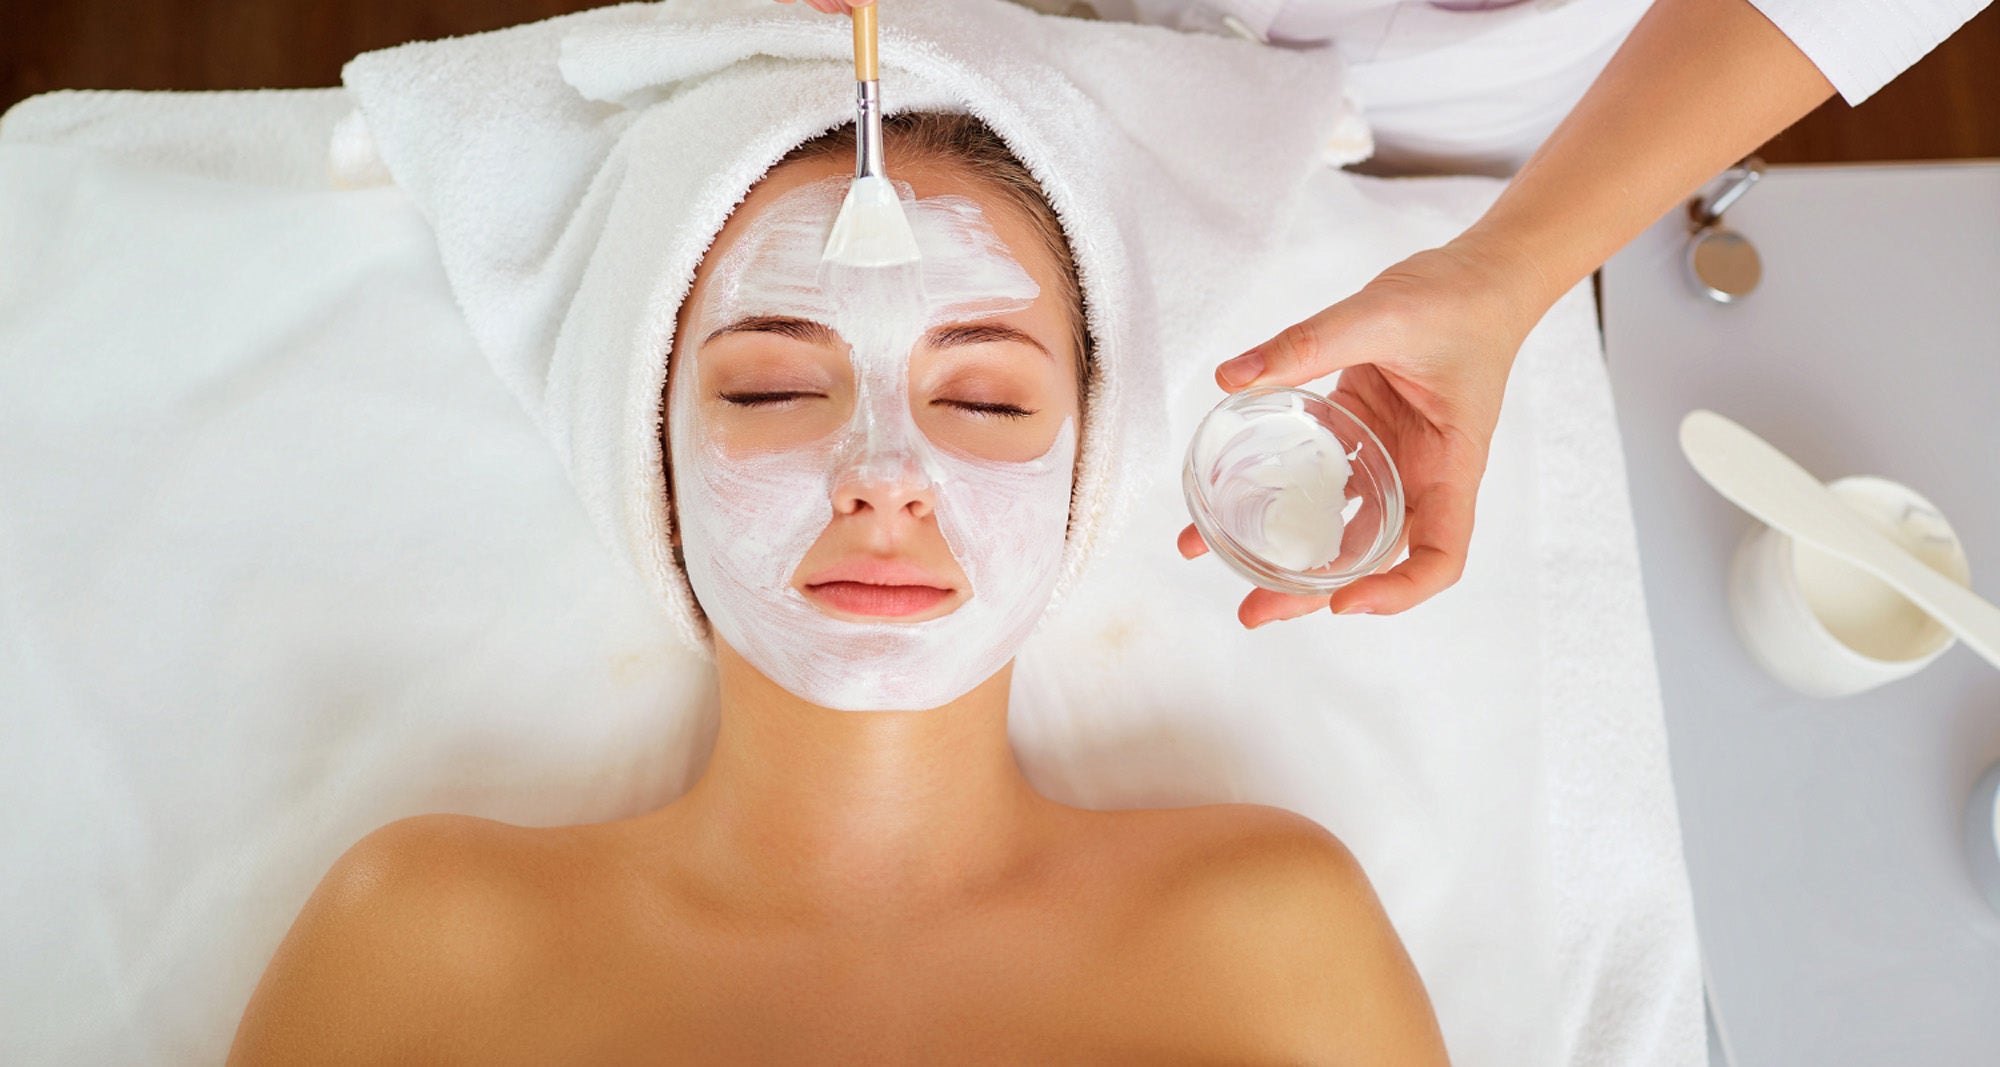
left=1191, top=391, right=1363, bottom=572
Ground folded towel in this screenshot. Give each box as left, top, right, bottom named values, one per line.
left=339, top=0, right=1362, bottom=653
left=0, top=87, right=357, bottom=189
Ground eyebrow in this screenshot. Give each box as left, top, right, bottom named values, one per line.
left=705, top=315, right=1055, bottom=360
left=703, top=316, right=841, bottom=346
left=928, top=322, right=1054, bottom=360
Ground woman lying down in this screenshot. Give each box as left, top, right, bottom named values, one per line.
left=228, top=112, right=1448, bottom=1064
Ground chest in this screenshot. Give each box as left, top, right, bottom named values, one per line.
left=538, top=899, right=1251, bottom=1065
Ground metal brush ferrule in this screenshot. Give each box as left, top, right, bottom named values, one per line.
left=855, top=80, right=886, bottom=181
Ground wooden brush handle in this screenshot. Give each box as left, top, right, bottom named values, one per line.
left=852, top=3, right=878, bottom=82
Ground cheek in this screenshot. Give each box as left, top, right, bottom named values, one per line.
left=928, top=418, right=1077, bottom=585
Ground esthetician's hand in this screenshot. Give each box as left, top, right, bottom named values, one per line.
left=1175, top=0, right=1841, bottom=630
left=1177, top=236, right=1549, bottom=628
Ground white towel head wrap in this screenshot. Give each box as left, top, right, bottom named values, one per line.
left=340, top=0, right=1359, bottom=657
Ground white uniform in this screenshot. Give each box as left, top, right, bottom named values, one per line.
left=1075, top=0, right=1994, bottom=174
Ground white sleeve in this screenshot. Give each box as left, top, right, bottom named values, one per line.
left=1746, top=0, right=1993, bottom=104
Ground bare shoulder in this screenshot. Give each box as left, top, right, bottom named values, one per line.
left=1140, top=804, right=1452, bottom=1065
left=1143, top=802, right=1356, bottom=871
left=227, top=814, right=577, bottom=1065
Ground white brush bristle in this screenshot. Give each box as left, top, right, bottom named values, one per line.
left=821, top=175, right=922, bottom=268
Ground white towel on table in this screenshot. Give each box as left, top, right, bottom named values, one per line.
left=0, top=2, right=1700, bottom=1064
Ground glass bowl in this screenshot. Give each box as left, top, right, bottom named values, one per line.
left=1182, top=386, right=1404, bottom=596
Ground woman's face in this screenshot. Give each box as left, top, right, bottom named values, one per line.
left=665, top=153, right=1085, bottom=711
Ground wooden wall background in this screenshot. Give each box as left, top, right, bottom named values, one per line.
left=2, top=1, right=1996, bottom=164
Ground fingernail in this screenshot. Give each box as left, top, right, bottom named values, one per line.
left=1336, top=603, right=1370, bottom=615
left=1218, top=351, right=1265, bottom=389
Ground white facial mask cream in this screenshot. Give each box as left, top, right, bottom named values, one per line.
left=1193, top=393, right=1360, bottom=572
left=668, top=178, right=1076, bottom=712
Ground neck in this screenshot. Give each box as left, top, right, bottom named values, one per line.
left=655, top=638, right=1058, bottom=920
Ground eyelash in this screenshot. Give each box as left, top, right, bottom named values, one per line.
left=719, top=391, right=819, bottom=407
left=718, top=392, right=1037, bottom=420
left=946, top=400, right=1037, bottom=421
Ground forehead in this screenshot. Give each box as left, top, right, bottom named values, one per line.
left=689, top=156, right=1062, bottom=325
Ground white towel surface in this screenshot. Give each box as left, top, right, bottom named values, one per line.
left=0, top=3, right=1700, bottom=1064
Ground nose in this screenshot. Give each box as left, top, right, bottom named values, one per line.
left=829, top=429, right=938, bottom=522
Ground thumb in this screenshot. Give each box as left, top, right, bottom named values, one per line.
left=1216, top=296, right=1399, bottom=393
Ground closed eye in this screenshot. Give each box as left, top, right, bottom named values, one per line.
left=937, top=399, right=1036, bottom=420
left=720, top=391, right=825, bottom=407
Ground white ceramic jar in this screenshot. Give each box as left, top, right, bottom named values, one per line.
left=1727, top=475, right=1971, bottom=697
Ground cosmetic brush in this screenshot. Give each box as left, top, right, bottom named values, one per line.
left=820, top=2, right=921, bottom=268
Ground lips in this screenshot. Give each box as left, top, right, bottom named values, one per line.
left=801, top=559, right=956, bottom=619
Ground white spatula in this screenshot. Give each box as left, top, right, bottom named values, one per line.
left=1679, top=408, right=1999, bottom=670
